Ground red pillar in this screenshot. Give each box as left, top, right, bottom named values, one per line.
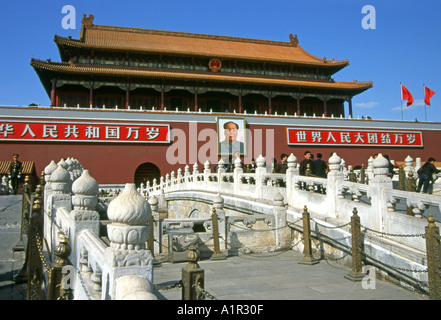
left=238, top=92, right=242, bottom=113
left=297, top=97, right=301, bottom=115
left=125, top=86, right=129, bottom=109
left=50, top=80, right=56, bottom=106
left=161, top=88, right=164, bottom=110
left=194, top=89, right=198, bottom=112
left=89, top=83, right=93, bottom=108
left=268, top=94, right=272, bottom=114
left=348, top=98, right=353, bottom=118
left=323, top=99, right=328, bottom=117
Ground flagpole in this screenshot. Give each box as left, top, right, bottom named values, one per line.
left=424, top=83, right=427, bottom=121
left=400, top=82, right=403, bottom=121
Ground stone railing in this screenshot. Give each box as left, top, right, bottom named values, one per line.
left=143, top=153, right=441, bottom=255
left=42, top=159, right=156, bottom=300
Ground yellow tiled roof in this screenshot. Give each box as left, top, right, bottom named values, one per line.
left=0, top=161, right=35, bottom=175
left=54, top=15, right=349, bottom=67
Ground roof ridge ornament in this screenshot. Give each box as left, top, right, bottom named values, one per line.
left=289, top=34, right=298, bottom=47
left=81, top=14, right=94, bottom=28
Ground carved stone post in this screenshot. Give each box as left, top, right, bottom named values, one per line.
left=273, top=192, right=290, bottom=250
left=46, top=164, right=72, bottom=256
left=182, top=247, right=205, bottom=300
left=70, top=170, right=100, bottom=267
left=233, top=157, right=243, bottom=195
left=326, top=153, right=344, bottom=219
left=425, top=214, right=441, bottom=300
left=255, top=155, right=266, bottom=199
left=299, top=206, right=319, bottom=265
left=47, top=234, right=73, bottom=300
left=398, top=164, right=405, bottom=190
left=406, top=171, right=417, bottom=192
left=348, top=166, right=357, bottom=182
left=368, top=154, right=392, bottom=231
left=210, top=208, right=226, bottom=260
left=147, top=196, right=158, bottom=256
left=213, top=194, right=227, bottom=250
left=285, top=153, right=298, bottom=204
left=106, top=183, right=154, bottom=299
left=405, top=171, right=417, bottom=216
left=366, top=156, right=374, bottom=183
left=345, top=208, right=366, bottom=281
left=360, top=164, right=366, bottom=184
left=203, top=160, right=211, bottom=189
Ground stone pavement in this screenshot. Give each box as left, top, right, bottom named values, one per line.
left=152, top=250, right=428, bottom=300
left=0, top=195, right=26, bottom=300
left=0, top=194, right=429, bottom=301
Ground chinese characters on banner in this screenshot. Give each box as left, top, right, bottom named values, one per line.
left=287, top=128, right=423, bottom=147
left=0, top=121, right=170, bottom=143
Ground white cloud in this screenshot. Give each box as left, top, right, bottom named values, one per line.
left=354, top=101, right=379, bottom=109
left=391, top=99, right=425, bottom=111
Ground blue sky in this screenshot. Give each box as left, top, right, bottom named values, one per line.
left=1, top=0, right=440, bottom=122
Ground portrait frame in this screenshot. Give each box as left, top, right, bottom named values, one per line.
left=216, top=117, right=247, bottom=156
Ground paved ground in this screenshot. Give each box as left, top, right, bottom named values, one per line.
left=152, top=250, right=428, bottom=300
left=0, top=195, right=27, bottom=300
left=0, top=194, right=429, bottom=300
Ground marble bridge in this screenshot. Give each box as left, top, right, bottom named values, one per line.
left=17, top=152, right=441, bottom=299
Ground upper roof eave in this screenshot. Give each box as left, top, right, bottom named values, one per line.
left=30, top=58, right=372, bottom=94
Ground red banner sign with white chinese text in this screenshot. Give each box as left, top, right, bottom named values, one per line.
left=0, top=121, right=170, bottom=143
left=287, top=128, right=423, bottom=147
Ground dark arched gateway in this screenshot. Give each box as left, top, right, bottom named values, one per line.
left=134, top=162, right=161, bottom=188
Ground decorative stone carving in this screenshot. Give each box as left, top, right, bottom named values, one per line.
left=50, top=164, right=71, bottom=194
left=107, top=183, right=152, bottom=253
left=256, top=155, right=265, bottom=168
left=58, top=158, right=69, bottom=170
left=148, top=196, right=158, bottom=214
left=108, top=184, right=151, bottom=226
left=234, top=157, right=243, bottom=170
left=274, top=192, right=284, bottom=207
left=193, top=163, right=199, bottom=175
left=71, top=170, right=99, bottom=221
left=328, top=153, right=342, bottom=171
left=44, top=160, right=58, bottom=182
left=287, top=153, right=297, bottom=169
left=372, top=153, right=390, bottom=178
left=204, top=160, right=211, bottom=172
left=213, top=194, right=224, bottom=209
left=217, top=158, right=225, bottom=172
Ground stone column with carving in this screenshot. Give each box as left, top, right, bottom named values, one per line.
left=213, top=194, right=227, bottom=250
left=368, top=153, right=392, bottom=231
left=69, top=170, right=100, bottom=267
left=255, top=155, right=266, bottom=199
left=105, top=183, right=154, bottom=299
left=44, top=160, right=58, bottom=202
left=46, top=164, right=72, bottom=256
left=326, top=153, right=344, bottom=219
left=273, top=192, right=290, bottom=250
left=285, top=153, right=298, bottom=205
left=233, top=157, right=243, bottom=195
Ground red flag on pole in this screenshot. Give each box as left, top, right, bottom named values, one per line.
left=424, top=86, right=436, bottom=106
left=401, top=84, right=414, bottom=107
